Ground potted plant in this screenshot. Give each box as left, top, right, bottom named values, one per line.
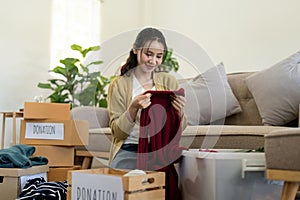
left=38, top=44, right=114, bottom=108
left=156, top=48, right=180, bottom=72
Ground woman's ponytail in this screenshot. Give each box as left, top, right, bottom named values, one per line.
left=120, top=50, right=137, bottom=76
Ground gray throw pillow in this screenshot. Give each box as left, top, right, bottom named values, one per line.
left=245, top=51, right=300, bottom=125
left=180, top=63, right=242, bottom=125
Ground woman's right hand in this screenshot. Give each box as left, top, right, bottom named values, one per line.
left=127, top=93, right=152, bottom=121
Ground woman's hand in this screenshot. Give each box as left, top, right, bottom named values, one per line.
left=127, top=93, right=152, bottom=121
left=171, top=94, right=186, bottom=117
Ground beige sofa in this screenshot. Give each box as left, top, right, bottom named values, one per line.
left=180, top=72, right=297, bottom=150
left=71, top=71, right=298, bottom=157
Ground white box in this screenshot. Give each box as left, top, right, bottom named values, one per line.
left=178, top=149, right=283, bottom=200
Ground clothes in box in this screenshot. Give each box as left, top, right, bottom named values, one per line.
left=179, top=149, right=283, bottom=200
left=20, top=119, right=89, bottom=146
left=33, top=145, right=75, bottom=167
left=23, top=102, right=70, bottom=120
left=0, top=165, right=48, bottom=200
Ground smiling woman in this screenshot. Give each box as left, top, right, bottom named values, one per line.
left=50, top=0, right=101, bottom=69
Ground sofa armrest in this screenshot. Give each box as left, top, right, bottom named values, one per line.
left=265, top=128, right=300, bottom=170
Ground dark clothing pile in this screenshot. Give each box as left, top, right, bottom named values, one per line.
left=0, top=144, right=48, bottom=168
left=17, top=177, right=68, bottom=200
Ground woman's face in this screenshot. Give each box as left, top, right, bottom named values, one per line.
left=134, top=40, right=164, bottom=73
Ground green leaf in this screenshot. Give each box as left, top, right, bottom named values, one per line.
left=71, top=44, right=82, bottom=52
left=99, top=98, right=107, bottom=108
left=51, top=66, right=67, bottom=76
left=88, top=45, right=101, bottom=51
left=60, top=58, right=80, bottom=68
left=81, top=45, right=100, bottom=58
left=49, top=92, right=69, bottom=103
left=86, top=60, right=103, bottom=67
left=49, top=78, right=66, bottom=83
left=99, top=75, right=111, bottom=87
left=37, top=83, right=52, bottom=89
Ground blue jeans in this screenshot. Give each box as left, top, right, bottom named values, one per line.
left=109, top=144, right=138, bottom=170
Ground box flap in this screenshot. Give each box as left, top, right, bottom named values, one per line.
left=0, top=165, right=49, bottom=177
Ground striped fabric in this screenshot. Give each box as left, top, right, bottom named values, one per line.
left=17, top=177, right=68, bottom=200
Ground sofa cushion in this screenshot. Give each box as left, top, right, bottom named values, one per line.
left=75, top=125, right=287, bottom=152
left=224, top=72, right=263, bottom=125
left=180, top=125, right=287, bottom=150
left=180, top=63, right=242, bottom=125
left=245, top=51, right=300, bottom=125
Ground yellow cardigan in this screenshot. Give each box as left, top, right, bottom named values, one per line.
left=107, top=70, right=187, bottom=164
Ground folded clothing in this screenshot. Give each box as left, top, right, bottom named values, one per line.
left=0, top=144, right=48, bottom=168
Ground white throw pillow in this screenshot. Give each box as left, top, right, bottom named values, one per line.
left=245, top=51, right=300, bottom=126
left=180, top=63, right=242, bottom=125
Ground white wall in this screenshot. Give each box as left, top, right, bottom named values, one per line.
left=100, top=0, right=300, bottom=73
left=1, top=0, right=300, bottom=146
left=0, top=0, right=51, bottom=147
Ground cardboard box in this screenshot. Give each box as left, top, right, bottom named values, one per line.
left=48, top=166, right=81, bottom=182
left=67, top=168, right=165, bottom=200
left=0, top=165, right=49, bottom=200
left=24, top=102, right=70, bottom=120
left=20, top=119, right=89, bottom=146
left=33, top=145, right=75, bottom=167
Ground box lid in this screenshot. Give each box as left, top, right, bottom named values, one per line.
left=0, top=165, right=49, bottom=177
left=183, top=149, right=265, bottom=160
left=24, top=102, right=70, bottom=120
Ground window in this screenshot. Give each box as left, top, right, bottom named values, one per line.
left=50, top=0, right=101, bottom=69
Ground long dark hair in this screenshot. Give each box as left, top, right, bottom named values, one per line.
left=120, top=27, right=168, bottom=76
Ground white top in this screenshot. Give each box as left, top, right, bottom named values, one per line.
left=124, top=74, right=155, bottom=144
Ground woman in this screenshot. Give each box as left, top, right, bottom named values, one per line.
left=107, top=27, right=187, bottom=169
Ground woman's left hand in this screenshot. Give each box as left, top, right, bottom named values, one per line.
left=171, top=95, right=186, bottom=117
